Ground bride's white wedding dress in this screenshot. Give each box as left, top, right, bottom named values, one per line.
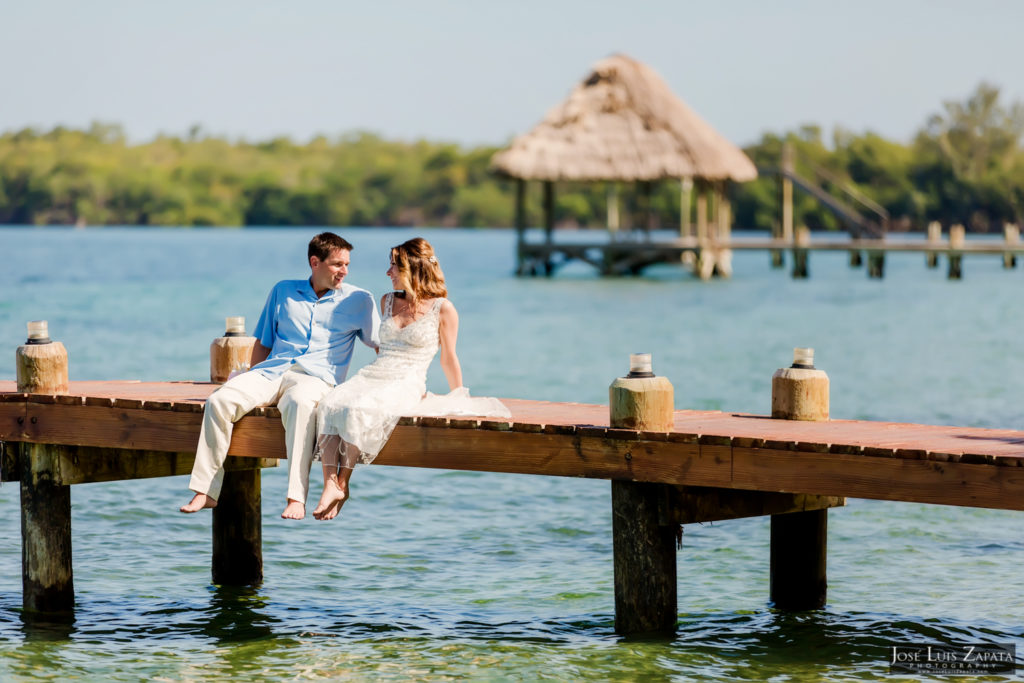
left=316, top=292, right=511, bottom=465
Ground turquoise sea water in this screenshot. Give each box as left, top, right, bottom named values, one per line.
left=0, top=226, right=1022, bottom=681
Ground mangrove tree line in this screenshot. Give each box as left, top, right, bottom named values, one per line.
left=1, top=83, right=1021, bottom=232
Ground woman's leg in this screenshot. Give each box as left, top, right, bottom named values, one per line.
left=312, top=436, right=360, bottom=520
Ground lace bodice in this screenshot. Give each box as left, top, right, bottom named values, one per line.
left=356, top=293, right=443, bottom=386
left=315, top=291, right=509, bottom=463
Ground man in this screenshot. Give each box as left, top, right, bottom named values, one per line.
left=180, top=232, right=379, bottom=519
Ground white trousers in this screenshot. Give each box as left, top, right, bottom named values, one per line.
left=188, top=366, right=333, bottom=504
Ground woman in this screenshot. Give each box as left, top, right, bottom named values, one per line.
left=312, top=237, right=509, bottom=520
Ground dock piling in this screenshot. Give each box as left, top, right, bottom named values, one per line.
left=926, top=221, right=941, bottom=268
left=212, top=467, right=263, bottom=586
left=609, top=354, right=677, bottom=636
left=769, top=348, right=830, bottom=610
left=1003, top=223, right=1018, bottom=269
left=612, top=480, right=678, bottom=635
left=769, top=508, right=828, bottom=610
left=791, top=226, right=810, bottom=279
left=867, top=251, right=885, bottom=278
left=20, top=443, right=74, bottom=614
left=948, top=224, right=965, bottom=280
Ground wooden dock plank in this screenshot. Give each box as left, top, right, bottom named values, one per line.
left=732, top=446, right=1024, bottom=511
left=0, top=402, right=28, bottom=441
left=375, top=427, right=731, bottom=486
left=3, top=381, right=1024, bottom=462
left=2, top=380, right=1024, bottom=510
left=15, top=402, right=285, bottom=459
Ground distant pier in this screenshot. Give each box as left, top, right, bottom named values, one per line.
left=516, top=227, right=1024, bottom=280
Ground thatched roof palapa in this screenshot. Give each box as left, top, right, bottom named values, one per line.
left=491, top=54, right=757, bottom=183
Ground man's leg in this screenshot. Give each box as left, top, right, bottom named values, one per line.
left=181, top=371, right=280, bottom=512
left=277, top=369, right=333, bottom=519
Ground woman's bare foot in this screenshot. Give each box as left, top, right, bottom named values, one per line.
left=312, top=478, right=348, bottom=521
left=180, top=493, right=217, bottom=513
left=281, top=500, right=305, bottom=520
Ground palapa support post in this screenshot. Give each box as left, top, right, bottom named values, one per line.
left=514, top=179, right=527, bottom=273
left=713, top=182, right=733, bottom=278
left=791, top=226, right=810, bottom=279
left=679, top=177, right=693, bottom=238
left=606, top=182, right=620, bottom=236
left=867, top=251, right=885, bottom=278
left=212, top=465, right=263, bottom=586
left=926, top=221, right=941, bottom=268
left=780, top=142, right=794, bottom=245
left=769, top=347, right=829, bottom=610
left=948, top=224, right=965, bottom=280
left=696, top=248, right=716, bottom=281
left=542, top=181, right=555, bottom=275
left=639, top=180, right=654, bottom=237
left=609, top=353, right=677, bottom=636
left=20, top=442, right=74, bottom=614
left=695, top=181, right=708, bottom=244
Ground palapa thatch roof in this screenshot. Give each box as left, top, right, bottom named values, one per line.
left=491, top=54, right=757, bottom=183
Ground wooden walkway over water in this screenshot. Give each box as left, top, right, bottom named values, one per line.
left=3, top=380, right=1023, bottom=633
left=518, top=234, right=1024, bottom=279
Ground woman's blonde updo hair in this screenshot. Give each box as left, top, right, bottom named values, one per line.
left=390, top=237, right=447, bottom=305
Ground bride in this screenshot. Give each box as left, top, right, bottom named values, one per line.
left=312, top=237, right=509, bottom=520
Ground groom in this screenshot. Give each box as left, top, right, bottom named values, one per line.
left=180, top=232, right=380, bottom=520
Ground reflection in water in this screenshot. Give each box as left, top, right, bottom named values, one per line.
left=202, top=584, right=279, bottom=644
left=20, top=609, right=76, bottom=642
left=196, top=585, right=298, bottom=678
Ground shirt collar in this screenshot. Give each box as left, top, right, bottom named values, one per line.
left=302, top=278, right=344, bottom=300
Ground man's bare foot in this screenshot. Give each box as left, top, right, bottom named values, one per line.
left=180, top=493, right=217, bottom=513
left=281, top=500, right=305, bottom=520
left=312, top=479, right=348, bottom=521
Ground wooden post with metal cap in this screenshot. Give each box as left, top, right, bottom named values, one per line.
left=769, top=347, right=830, bottom=610
left=208, top=316, right=263, bottom=586
left=16, top=320, right=74, bottom=614
left=609, top=353, right=677, bottom=635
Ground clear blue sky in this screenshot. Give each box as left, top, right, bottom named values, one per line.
left=6, top=0, right=1023, bottom=148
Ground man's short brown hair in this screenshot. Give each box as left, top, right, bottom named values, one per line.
left=308, top=232, right=354, bottom=262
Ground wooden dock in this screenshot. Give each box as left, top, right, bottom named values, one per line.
left=517, top=233, right=1024, bottom=279
left=3, top=380, right=1024, bottom=633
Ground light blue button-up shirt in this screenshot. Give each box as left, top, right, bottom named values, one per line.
left=251, top=279, right=380, bottom=386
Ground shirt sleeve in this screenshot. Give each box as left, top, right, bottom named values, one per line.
left=253, top=284, right=279, bottom=349
left=358, top=291, right=382, bottom=350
